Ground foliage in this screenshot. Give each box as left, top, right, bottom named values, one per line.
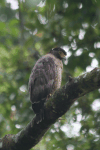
left=0, top=0, right=100, bottom=149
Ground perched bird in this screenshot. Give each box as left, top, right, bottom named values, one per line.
left=29, top=47, right=67, bottom=123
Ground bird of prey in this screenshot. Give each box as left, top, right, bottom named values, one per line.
left=29, top=47, right=67, bottom=123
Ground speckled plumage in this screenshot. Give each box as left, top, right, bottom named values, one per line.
left=29, top=47, right=67, bottom=123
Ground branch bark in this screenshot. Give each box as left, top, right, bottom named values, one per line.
left=1, top=67, right=100, bottom=150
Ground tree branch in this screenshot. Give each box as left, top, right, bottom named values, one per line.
left=1, top=67, right=100, bottom=150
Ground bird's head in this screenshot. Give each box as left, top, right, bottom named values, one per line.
left=50, top=47, right=67, bottom=60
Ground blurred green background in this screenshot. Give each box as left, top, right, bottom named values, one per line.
left=0, top=0, right=100, bottom=149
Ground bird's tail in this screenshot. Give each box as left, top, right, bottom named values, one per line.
left=35, top=108, right=45, bottom=124
left=32, top=98, right=46, bottom=124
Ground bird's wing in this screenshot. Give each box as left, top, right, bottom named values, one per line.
left=29, top=55, right=56, bottom=104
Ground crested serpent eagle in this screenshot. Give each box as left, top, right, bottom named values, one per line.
left=29, top=47, right=67, bottom=123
